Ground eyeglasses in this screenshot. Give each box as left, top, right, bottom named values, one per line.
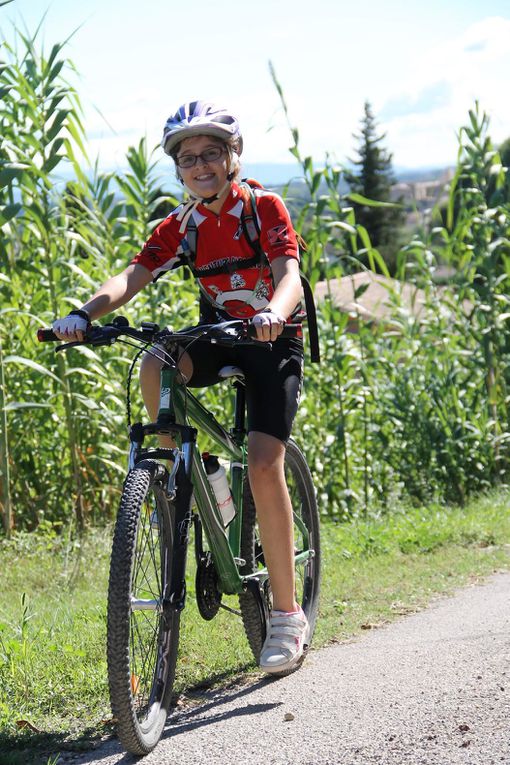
left=175, top=145, right=226, bottom=169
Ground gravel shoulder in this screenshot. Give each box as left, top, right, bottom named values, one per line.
left=59, top=570, right=510, bottom=765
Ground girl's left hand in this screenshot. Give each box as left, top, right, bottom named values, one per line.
left=252, top=310, right=285, bottom=342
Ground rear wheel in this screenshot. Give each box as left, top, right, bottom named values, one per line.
left=107, top=460, right=179, bottom=755
left=239, top=438, right=321, bottom=669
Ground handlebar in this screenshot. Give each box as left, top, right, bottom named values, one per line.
left=37, top=317, right=303, bottom=350
left=37, top=328, right=71, bottom=342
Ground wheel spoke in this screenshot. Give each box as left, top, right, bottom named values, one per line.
left=130, top=520, right=164, bottom=717
left=132, top=614, right=159, bottom=713
left=132, top=507, right=162, bottom=599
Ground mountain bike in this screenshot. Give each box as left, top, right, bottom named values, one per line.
left=38, top=317, right=321, bottom=755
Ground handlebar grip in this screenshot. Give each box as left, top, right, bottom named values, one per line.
left=280, top=323, right=303, bottom=339
left=37, top=328, right=58, bottom=342
left=246, top=322, right=303, bottom=339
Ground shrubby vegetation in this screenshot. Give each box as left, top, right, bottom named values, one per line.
left=1, top=28, right=510, bottom=535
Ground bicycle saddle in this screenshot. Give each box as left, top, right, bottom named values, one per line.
left=218, top=365, right=244, bottom=380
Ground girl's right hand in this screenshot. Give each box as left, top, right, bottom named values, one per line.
left=52, top=311, right=89, bottom=341
left=251, top=310, right=285, bottom=342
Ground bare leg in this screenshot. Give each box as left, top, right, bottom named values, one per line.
left=139, top=348, right=193, bottom=447
left=247, top=431, right=297, bottom=613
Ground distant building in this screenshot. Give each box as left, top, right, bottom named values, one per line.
left=391, top=168, right=455, bottom=227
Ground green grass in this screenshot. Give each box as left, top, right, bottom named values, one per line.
left=0, top=491, right=509, bottom=763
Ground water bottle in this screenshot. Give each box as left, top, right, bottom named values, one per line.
left=202, top=453, right=236, bottom=526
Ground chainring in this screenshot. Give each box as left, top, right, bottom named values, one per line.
left=195, top=551, right=222, bottom=620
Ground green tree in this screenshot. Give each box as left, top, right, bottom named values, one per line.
left=344, top=101, right=405, bottom=272
left=497, top=136, right=510, bottom=201
left=498, top=136, right=510, bottom=167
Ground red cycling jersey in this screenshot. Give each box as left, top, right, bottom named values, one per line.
left=131, top=182, right=299, bottom=320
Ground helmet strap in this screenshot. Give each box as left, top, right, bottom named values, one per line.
left=176, top=179, right=233, bottom=234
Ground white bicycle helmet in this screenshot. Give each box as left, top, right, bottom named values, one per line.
left=161, top=101, right=243, bottom=156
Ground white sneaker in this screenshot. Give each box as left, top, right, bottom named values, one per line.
left=259, top=606, right=309, bottom=674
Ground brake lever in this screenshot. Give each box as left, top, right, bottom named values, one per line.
left=235, top=337, right=273, bottom=350
left=55, top=339, right=86, bottom=352
left=252, top=340, right=273, bottom=350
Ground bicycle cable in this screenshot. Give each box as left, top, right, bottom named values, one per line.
left=125, top=341, right=150, bottom=428
left=122, top=323, right=249, bottom=428
left=123, top=337, right=181, bottom=427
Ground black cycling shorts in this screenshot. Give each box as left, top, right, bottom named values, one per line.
left=178, top=336, right=304, bottom=443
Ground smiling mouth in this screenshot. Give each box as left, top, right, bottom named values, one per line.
left=194, top=173, right=215, bottom=181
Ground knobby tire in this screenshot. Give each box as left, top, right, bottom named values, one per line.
left=107, top=460, right=179, bottom=755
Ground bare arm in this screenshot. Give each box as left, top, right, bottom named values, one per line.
left=267, top=256, right=302, bottom=319
left=253, top=256, right=302, bottom=342
left=81, top=263, right=154, bottom=321
left=53, top=263, right=153, bottom=340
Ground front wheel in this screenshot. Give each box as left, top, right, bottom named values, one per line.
left=239, top=438, right=321, bottom=669
left=107, top=460, right=180, bottom=755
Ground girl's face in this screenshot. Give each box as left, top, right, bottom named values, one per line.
left=176, top=135, right=230, bottom=199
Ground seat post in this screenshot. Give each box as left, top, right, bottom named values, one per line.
left=218, top=365, right=246, bottom=445
left=232, top=381, right=246, bottom=442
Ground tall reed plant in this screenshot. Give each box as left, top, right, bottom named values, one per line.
left=2, top=24, right=510, bottom=534
left=0, top=27, right=89, bottom=534
left=0, top=24, right=190, bottom=532
left=271, top=72, right=510, bottom=514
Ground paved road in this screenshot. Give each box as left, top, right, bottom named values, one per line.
left=60, top=572, right=510, bottom=765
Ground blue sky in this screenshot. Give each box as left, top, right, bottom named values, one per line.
left=3, top=0, right=510, bottom=174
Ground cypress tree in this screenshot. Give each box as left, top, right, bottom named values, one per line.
left=345, top=101, right=405, bottom=271
left=498, top=136, right=510, bottom=202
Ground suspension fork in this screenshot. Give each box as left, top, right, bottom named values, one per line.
left=166, top=423, right=196, bottom=611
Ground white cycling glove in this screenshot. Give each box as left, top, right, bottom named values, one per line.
left=252, top=310, right=286, bottom=341
left=52, top=310, right=90, bottom=339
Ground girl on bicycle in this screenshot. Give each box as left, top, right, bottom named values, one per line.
left=52, top=101, right=308, bottom=674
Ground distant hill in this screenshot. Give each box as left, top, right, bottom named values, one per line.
left=50, top=161, right=451, bottom=200
left=394, top=166, right=453, bottom=183
left=241, top=162, right=303, bottom=186
left=242, top=162, right=451, bottom=190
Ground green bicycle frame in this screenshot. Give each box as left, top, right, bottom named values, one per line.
left=156, top=363, right=248, bottom=595
left=129, top=350, right=314, bottom=598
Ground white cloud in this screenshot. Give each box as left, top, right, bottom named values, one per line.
left=31, top=5, right=510, bottom=173
left=377, top=16, right=510, bottom=167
